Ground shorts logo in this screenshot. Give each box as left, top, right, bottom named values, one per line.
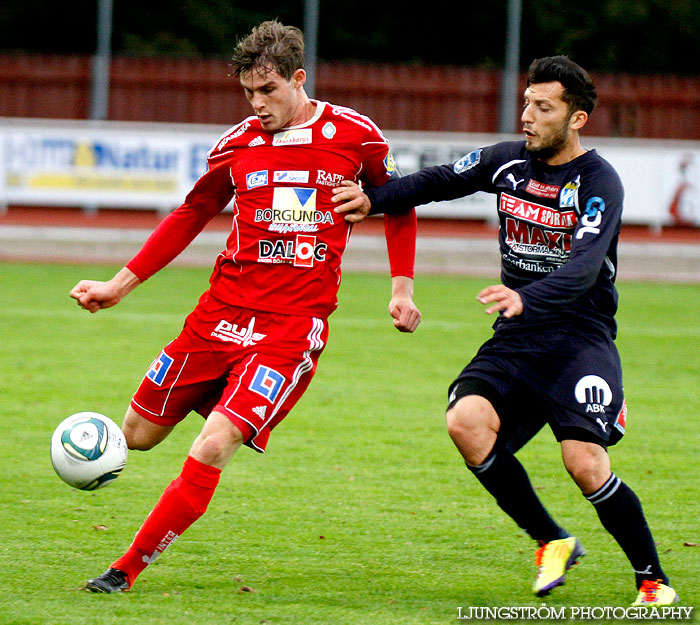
left=246, top=170, right=268, bottom=189
left=574, top=375, right=613, bottom=414
left=146, top=351, right=174, bottom=386
left=211, top=317, right=266, bottom=346
left=614, top=399, right=627, bottom=435
left=250, top=365, right=285, bottom=403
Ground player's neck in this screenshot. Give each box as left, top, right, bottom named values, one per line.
left=287, top=95, right=317, bottom=128
left=542, top=136, right=587, bottom=167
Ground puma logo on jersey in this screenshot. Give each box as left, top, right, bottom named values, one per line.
left=507, top=173, right=524, bottom=189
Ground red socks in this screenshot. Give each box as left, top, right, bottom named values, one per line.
left=112, top=455, right=221, bottom=586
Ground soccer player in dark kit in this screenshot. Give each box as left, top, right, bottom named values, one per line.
left=333, top=56, right=679, bottom=606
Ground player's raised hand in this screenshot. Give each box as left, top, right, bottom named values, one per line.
left=70, top=267, right=141, bottom=313
left=332, top=180, right=371, bottom=223
left=477, top=284, right=523, bottom=318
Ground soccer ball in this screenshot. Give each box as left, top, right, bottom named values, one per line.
left=50, top=412, right=128, bottom=491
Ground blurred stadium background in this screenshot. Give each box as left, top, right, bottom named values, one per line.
left=0, top=0, right=698, bottom=280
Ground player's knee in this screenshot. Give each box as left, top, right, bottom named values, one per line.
left=122, top=427, right=159, bottom=451
left=193, top=435, right=229, bottom=464
left=121, top=411, right=173, bottom=451
left=445, top=405, right=471, bottom=443
left=446, top=396, right=496, bottom=439
left=561, top=441, right=610, bottom=494
left=445, top=396, right=499, bottom=463
left=565, top=461, right=605, bottom=494
left=190, top=420, right=245, bottom=468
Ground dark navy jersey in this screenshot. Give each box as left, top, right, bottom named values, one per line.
left=367, top=141, right=624, bottom=335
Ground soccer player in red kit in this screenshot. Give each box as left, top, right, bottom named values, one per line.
left=70, top=20, right=420, bottom=593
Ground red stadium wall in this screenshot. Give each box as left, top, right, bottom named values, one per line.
left=1, top=53, right=699, bottom=139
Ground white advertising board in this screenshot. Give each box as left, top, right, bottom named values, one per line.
left=387, top=131, right=700, bottom=228
left=1, top=119, right=699, bottom=227
left=0, top=119, right=215, bottom=211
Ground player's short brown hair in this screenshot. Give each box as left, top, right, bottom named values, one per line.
left=230, top=20, right=305, bottom=81
left=527, top=56, right=597, bottom=116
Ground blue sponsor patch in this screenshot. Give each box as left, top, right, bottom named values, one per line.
left=250, top=365, right=285, bottom=403
left=246, top=170, right=268, bottom=189
left=453, top=149, right=482, bottom=174
left=584, top=196, right=606, bottom=217
left=146, top=351, right=174, bottom=386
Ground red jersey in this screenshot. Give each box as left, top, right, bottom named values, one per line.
left=127, top=101, right=416, bottom=317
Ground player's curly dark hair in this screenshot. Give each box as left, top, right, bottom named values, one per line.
left=230, top=20, right=305, bottom=80
left=527, top=56, right=597, bottom=116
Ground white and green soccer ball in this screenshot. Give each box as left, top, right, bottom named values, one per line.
left=50, top=412, right=128, bottom=491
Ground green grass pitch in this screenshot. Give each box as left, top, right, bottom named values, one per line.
left=0, top=262, right=698, bottom=624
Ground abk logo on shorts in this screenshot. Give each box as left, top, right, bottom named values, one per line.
left=574, top=375, right=613, bottom=417
left=250, top=365, right=285, bottom=403
left=211, top=317, right=266, bottom=346
left=258, top=235, right=328, bottom=267
left=146, top=351, right=174, bottom=386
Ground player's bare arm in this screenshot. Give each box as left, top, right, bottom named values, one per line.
left=389, top=276, right=421, bottom=333
left=477, top=284, right=523, bottom=318
left=332, top=180, right=371, bottom=223
left=70, top=267, right=142, bottom=313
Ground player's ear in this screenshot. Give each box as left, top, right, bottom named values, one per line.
left=569, top=110, right=588, bottom=131
left=292, top=69, right=306, bottom=89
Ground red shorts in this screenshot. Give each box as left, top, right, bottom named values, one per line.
left=130, top=291, right=329, bottom=452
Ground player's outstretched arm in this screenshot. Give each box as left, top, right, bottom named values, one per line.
left=389, top=276, right=421, bottom=333
left=70, top=267, right=142, bottom=314
left=332, top=180, right=371, bottom=223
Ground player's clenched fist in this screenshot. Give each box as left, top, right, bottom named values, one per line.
left=70, top=267, right=141, bottom=313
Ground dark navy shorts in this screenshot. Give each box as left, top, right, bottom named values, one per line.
left=447, top=324, right=627, bottom=450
